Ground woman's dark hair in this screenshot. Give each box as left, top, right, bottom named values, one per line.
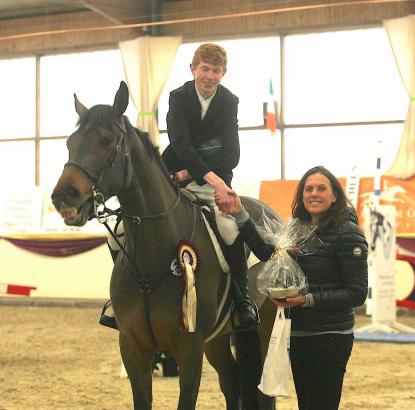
left=291, top=166, right=353, bottom=228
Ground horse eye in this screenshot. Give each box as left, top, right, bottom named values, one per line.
left=101, top=137, right=112, bottom=147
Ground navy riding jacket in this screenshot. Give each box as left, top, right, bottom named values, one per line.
left=162, top=80, right=239, bottom=187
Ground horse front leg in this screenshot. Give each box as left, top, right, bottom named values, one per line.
left=119, top=332, right=153, bottom=410
left=174, top=333, right=205, bottom=410
left=205, top=333, right=240, bottom=410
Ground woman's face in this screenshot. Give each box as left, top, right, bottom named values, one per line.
left=302, top=172, right=336, bottom=222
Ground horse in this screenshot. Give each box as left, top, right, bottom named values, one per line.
left=51, top=81, right=279, bottom=410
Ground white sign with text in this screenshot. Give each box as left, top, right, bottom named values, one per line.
left=365, top=204, right=396, bottom=324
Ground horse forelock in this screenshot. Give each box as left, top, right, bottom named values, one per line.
left=76, top=104, right=118, bottom=131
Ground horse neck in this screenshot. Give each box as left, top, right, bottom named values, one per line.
left=117, top=134, right=188, bottom=267
left=119, top=134, right=177, bottom=216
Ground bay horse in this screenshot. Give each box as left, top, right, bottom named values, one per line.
left=51, top=81, right=278, bottom=410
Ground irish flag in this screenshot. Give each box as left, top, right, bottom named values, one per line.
left=264, top=78, right=277, bottom=133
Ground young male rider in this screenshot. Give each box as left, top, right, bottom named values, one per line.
left=161, top=43, right=259, bottom=331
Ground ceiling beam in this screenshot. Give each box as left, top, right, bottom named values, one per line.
left=79, top=0, right=152, bottom=25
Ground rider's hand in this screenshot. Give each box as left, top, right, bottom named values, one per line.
left=213, top=183, right=234, bottom=214
left=173, top=169, right=192, bottom=185
left=203, top=171, right=234, bottom=214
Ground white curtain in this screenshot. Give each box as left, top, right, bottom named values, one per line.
left=119, top=35, right=182, bottom=145
left=384, top=15, right=415, bottom=179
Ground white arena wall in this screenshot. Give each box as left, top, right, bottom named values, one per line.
left=0, top=237, right=113, bottom=299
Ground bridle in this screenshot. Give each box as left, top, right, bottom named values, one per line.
left=65, top=119, right=129, bottom=191
left=65, top=117, right=183, bottom=291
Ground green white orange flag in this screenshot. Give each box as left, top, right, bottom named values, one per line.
left=264, top=78, right=277, bottom=133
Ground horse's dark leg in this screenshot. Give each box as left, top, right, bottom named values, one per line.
left=235, top=329, right=262, bottom=410
left=174, top=334, right=205, bottom=410
left=205, top=333, right=240, bottom=410
left=119, top=333, right=153, bottom=410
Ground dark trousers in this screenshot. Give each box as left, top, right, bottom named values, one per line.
left=290, top=333, right=354, bottom=410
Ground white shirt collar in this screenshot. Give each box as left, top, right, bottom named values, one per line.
left=195, top=85, right=217, bottom=119
left=195, top=85, right=217, bottom=103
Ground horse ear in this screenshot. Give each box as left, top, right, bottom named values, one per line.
left=113, top=81, right=129, bottom=117
left=74, top=94, right=88, bottom=116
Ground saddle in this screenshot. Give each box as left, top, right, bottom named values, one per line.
left=180, top=188, right=266, bottom=339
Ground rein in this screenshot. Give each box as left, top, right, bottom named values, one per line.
left=92, top=185, right=182, bottom=226
left=92, top=184, right=182, bottom=294
left=96, top=187, right=197, bottom=350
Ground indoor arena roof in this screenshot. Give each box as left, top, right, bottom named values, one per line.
left=0, top=0, right=172, bottom=25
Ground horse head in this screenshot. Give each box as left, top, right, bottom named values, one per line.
left=51, top=81, right=132, bottom=226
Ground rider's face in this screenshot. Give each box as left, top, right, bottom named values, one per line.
left=302, top=173, right=336, bottom=223
left=191, top=59, right=226, bottom=99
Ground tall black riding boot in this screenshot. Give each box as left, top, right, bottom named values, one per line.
left=227, top=237, right=260, bottom=331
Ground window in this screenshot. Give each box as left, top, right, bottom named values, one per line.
left=0, top=141, right=35, bottom=187
left=234, top=130, right=281, bottom=185
left=36, top=49, right=137, bottom=188
left=283, top=28, right=406, bottom=179
left=39, top=139, right=68, bottom=188
left=284, top=123, right=403, bottom=179
left=0, top=58, right=36, bottom=139
left=0, top=28, right=408, bottom=190
left=284, top=28, right=407, bottom=124
left=0, top=49, right=136, bottom=189
left=40, top=50, right=137, bottom=138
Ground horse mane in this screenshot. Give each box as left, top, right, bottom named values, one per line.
left=123, top=116, right=175, bottom=186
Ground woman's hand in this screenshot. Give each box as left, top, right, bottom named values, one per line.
left=214, top=189, right=242, bottom=215
left=270, top=294, right=307, bottom=308
left=214, top=185, right=234, bottom=214
left=203, top=172, right=234, bottom=214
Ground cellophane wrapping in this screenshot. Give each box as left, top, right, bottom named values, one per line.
left=256, top=211, right=322, bottom=298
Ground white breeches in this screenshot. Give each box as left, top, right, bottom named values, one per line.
left=185, top=181, right=238, bottom=245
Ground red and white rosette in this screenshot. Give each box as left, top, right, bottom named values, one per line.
left=177, top=240, right=200, bottom=332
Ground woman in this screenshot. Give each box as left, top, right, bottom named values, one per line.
left=218, top=166, right=368, bottom=410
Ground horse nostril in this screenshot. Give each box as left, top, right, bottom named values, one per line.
left=67, top=186, right=80, bottom=198
left=51, top=191, right=60, bottom=203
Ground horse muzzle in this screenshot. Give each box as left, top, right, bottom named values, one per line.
left=51, top=188, right=94, bottom=226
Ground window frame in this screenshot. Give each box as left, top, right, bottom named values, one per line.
left=0, top=26, right=406, bottom=186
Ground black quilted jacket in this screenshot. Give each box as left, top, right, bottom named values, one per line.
left=239, top=211, right=368, bottom=332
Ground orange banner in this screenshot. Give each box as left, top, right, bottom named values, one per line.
left=260, top=175, right=415, bottom=238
